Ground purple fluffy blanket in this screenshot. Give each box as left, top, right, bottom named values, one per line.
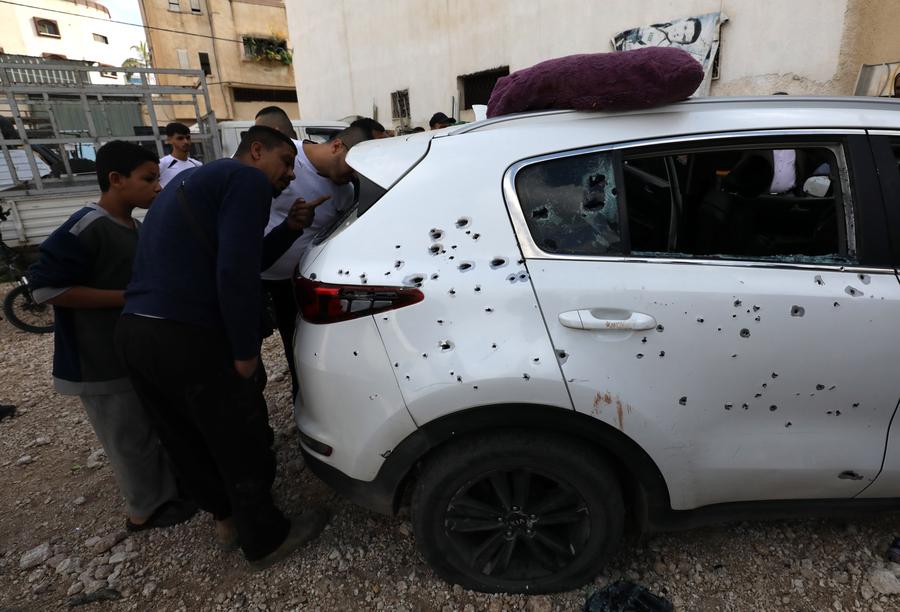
left=486, top=47, right=704, bottom=118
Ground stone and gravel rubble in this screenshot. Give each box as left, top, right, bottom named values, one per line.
left=2, top=283, right=900, bottom=611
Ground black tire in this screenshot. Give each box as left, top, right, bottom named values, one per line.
left=3, top=284, right=54, bottom=333
left=411, top=430, right=624, bottom=594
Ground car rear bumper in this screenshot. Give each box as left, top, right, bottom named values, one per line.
left=301, top=446, right=399, bottom=515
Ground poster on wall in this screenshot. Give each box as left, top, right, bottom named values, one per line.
left=612, top=12, right=727, bottom=97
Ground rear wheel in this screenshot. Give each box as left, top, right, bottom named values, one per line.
left=411, top=431, right=624, bottom=593
left=3, top=284, right=54, bottom=333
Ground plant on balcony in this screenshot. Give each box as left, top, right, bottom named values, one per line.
left=242, top=36, right=293, bottom=66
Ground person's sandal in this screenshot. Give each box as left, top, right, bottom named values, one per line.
left=126, top=499, right=198, bottom=532
left=248, top=507, right=329, bottom=572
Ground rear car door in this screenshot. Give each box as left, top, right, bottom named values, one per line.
left=506, top=130, right=900, bottom=510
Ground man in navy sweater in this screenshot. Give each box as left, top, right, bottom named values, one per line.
left=115, top=125, right=327, bottom=571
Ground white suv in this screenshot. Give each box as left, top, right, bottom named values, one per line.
left=291, top=97, right=900, bottom=594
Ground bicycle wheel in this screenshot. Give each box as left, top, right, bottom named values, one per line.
left=3, top=284, right=54, bottom=333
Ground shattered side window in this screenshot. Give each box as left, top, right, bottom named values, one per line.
left=515, top=152, right=622, bottom=256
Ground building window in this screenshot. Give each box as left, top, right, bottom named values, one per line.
left=93, top=33, right=109, bottom=44
left=98, top=64, right=117, bottom=79
left=242, top=36, right=292, bottom=65
left=34, top=18, right=60, bottom=38
left=232, top=87, right=297, bottom=102
left=198, top=52, right=211, bottom=75
left=41, top=53, right=67, bottom=60
left=176, top=48, right=190, bottom=69
left=391, top=89, right=410, bottom=122
left=189, top=0, right=202, bottom=13
left=168, top=0, right=180, bottom=11
left=459, top=67, right=509, bottom=110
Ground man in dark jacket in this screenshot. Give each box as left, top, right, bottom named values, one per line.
left=115, top=125, right=327, bottom=571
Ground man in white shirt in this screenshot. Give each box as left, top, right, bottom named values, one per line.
left=158, top=122, right=202, bottom=188
left=255, top=106, right=371, bottom=398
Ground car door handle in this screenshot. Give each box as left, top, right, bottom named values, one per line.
left=558, top=309, right=657, bottom=331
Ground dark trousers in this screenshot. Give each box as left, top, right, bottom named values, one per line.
left=115, top=314, right=289, bottom=561
left=262, top=278, right=299, bottom=399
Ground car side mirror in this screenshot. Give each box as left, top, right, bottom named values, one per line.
left=803, top=175, right=831, bottom=197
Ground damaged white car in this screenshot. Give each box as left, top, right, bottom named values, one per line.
left=292, top=96, right=900, bottom=593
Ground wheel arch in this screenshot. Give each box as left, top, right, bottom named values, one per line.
left=383, top=403, right=672, bottom=527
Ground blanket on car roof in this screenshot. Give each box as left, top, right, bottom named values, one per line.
left=486, top=47, right=704, bottom=118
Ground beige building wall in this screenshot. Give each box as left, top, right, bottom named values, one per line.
left=0, top=0, right=140, bottom=85
left=139, top=0, right=298, bottom=123
left=287, top=0, right=900, bottom=129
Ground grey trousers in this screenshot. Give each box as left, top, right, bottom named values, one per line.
left=80, top=388, right=177, bottom=517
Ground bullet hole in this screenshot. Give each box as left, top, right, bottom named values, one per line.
left=724, top=403, right=733, bottom=410
left=429, top=244, right=442, bottom=255
left=437, top=319, right=444, bottom=325
left=732, top=314, right=737, bottom=319
left=395, top=245, right=401, bottom=249
left=518, top=272, right=528, bottom=281
left=522, top=373, right=531, bottom=380
left=641, top=337, right=648, bottom=344
left=491, top=343, right=497, bottom=349
left=456, top=375, right=463, bottom=382
left=752, top=305, right=760, bottom=312
left=814, top=275, right=824, bottom=286
left=451, top=245, right=458, bottom=249
left=845, top=286, right=863, bottom=297
left=473, top=385, right=479, bottom=390
left=490, top=257, right=508, bottom=269
left=394, top=260, right=404, bottom=269
left=309, top=273, right=317, bottom=280
left=385, top=271, right=391, bottom=276
left=769, top=405, right=778, bottom=411
left=785, top=422, right=792, bottom=428
left=472, top=233, right=481, bottom=240
left=583, top=194, right=606, bottom=211
left=465, top=230, right=471, bottom=235
left=659, top=351, right=666, bottom=357
left=405, top=375, right=410, bottom=380
left=816, top=384, right=825, bottom=391
left=458, top=261, right=474, bottom=272
left=790, top=305, right=805, bottom=317
left=532, top=207, right=549, bottom=220
left=696, top=317, right=704, bottom=323
left=734, top=299, right=742, bottom=307
left=858, top=273, right=871, bottom=285
left=678, top=396, right=687, bottom=406
left=431, top=273, right=439, bottom=280
left=740, top=328, right=751, bottom=338
left=852, top=402, right=860, bottom=408
left=717, top=327, right=722, bottom=332
left=656, top=324, right=665, bottom=333
left=826, top=410, right=832, bottom=415
left=485, top=307, right=494, bottom=313
left=455, top=217, right=471, bottom=229
left=754, top=316, right=761, bottom=322
left=394, top=362, right=398, bottom=368
left=532, top=357, right=540, bottom=363
left=474, top=285, right=482, bottom=292
left=448, top=288, right=456, bottom=296
left=506, top=273, right=517, bottom=283
left=439, top=340, right=454, bottom=352
left=556, top=350, right=568, bottom=363
left=835, top=410, right=842, bottom=416
left=828, top=385, right=836, bottom=391
left=636, top=353, right=644, bottom=359
left=754, top=393, right=762, bottom=398
left=771, top=372, right=779, bottom=378
left=742, top=403, right=749, bottom=410
left=429, top=228, right=444, bottom=241
left=338, top=269, right=344, bottom=275
left=422, top=353, right=428, bottom=358
left=762, top=383, right=768, bottom=389
left=353, top=351, right=358, bottom=356
left=449, top=255, right=455, bottom=260
left=731, top=354, right=738, bottom=359
left=449, top=371, right=455, bottom=376
left=403, top=274, right=425, bottom=287
left=517, top=259, right=525, bottom=265
left=833, top=301, right=840, bottom=308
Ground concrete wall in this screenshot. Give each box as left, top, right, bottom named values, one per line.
left=140, top=0, right=298, bottom=122
left=0, top=0, right=138, bottom=84
left=287, top=0, right=899, bottom=128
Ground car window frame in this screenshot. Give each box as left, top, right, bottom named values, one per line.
left=503, top=128, right=889, bottom=273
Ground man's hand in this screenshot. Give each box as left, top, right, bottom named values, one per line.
left=234, top=356, right=259, bottom=379
left=285, top=195, right=330, bottom=231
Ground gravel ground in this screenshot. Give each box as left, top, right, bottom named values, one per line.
left=3, top=284, right=900, bottom=611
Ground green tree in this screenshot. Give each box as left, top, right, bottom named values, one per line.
left=122, top=42, right=151, bottom=81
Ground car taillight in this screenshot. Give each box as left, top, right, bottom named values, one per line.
left=293, top=274, right=424, bottom=324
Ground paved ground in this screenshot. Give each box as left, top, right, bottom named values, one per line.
left=2, top=284, right=900, bottom=611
